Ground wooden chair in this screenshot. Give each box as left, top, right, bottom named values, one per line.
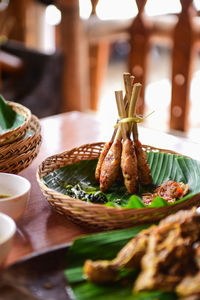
left=84, top=0, right=200, bottom=132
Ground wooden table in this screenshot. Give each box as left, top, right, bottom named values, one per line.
left=5, top=111, right=200, bottom=267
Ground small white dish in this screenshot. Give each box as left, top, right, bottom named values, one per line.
left=0, top=173, right=31, bottom=221
left=0, top=212, right=16, bottom=267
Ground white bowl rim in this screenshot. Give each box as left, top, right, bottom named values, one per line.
left=0, top=212, right=16, bottom=244
left=0, top=173, right=31, bottom=201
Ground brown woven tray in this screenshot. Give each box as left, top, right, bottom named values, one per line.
left=37, top=143, right=200, bottom=230
left=0, top=115, right=42, bottom=174
left=0, top=101, right=31, bottom=146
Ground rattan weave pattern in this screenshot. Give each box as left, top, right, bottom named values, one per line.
left=0, top=101, right=31, bottom=146
left=0, top=115, right=41, bottom=161
left=37, top=143, right=199, bottom=230
left=0, top=115, right=42, bottom=174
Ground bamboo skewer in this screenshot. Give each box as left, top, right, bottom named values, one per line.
left=128, top=83, right=142, bottom=136
left=123, top=73, right=134, bottom=116
left=123, top=73, right=134, bottom=106
left=115, top=90, right=128, bottom=140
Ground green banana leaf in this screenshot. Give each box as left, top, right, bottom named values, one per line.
left=42, top=151, right=200, bottom=209
left=0, top=95, right=25, bottom=134
left=65, top=225, right=177, bottom=300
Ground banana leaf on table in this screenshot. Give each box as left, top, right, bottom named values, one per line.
left=65, top=225, right=177, bottom=300
left=42, top=151, right=200, bottom=209
left=0, top=95, right=25, bottom=133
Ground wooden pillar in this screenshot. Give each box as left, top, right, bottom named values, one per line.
left=56, top=0, right=90, bottom=112
left=128, top=0, right=149, bottom=115
left=89, top=41, right=110, bottom=111
left=170, top=0, right=196, bottom=131
left=89, top=0, right=110, bottom=111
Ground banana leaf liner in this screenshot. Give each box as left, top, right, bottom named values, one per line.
left=37, top=142, right=200, bottom=230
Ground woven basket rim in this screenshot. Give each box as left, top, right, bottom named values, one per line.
left=0, top=101, right=31, bottom=145
left=0, top=114, right=41, bottom=162
left=37, top=142, right=196, bottom=212
left=0, top=134, right=42, bottom=167
left=0, top=135, right=42, bottom=173
left=0, top=114, right=40, bottom=146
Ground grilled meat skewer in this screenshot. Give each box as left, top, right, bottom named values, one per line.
left=124, top=81, right=152, bottom=186
left=134, top=140, right=152, bottom=186
left=95, top=123, right=119, bottom=182
left=121, top=138, right=138, bottom=194
left=95, top=140, right=113, bottom=182
left=100, top=131, right=122, bottom=193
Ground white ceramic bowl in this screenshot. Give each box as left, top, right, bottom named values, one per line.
left=0, top=212, right=16, bottom=266
left=0, top=173, right=31, bottom=221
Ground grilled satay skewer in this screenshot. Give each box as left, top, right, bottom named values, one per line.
left=95, top=128, right=117, bottom=182
left=134, top=137, right=152, bottom=185
left=129, top=83, right=152, bottom=186
left=99, top=108, right=123, bottom=192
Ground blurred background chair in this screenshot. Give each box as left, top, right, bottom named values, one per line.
left=82, top=0, right=200, bottom=132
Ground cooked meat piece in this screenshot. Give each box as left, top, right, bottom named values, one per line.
left=83, top=259, right=119, bottom=283
left=100, top=140, right=122, bottom=192
left=134, top=221, right=198, bottom=292
left=83, top=226, right=154, bottom=284
left=134, top=140, right=152, bottom=186
left=83, top=208, right=200, bottom=287
left=112, top=226, right=154, bottom=269
left=95, top=141, right=113, bottom=182
left=160, top=207, right=200, bottom=242
left=142, top=180, right=189, bottom=205
left=154, top=180, right=189, bottom=202
left=121, top=139, right=138, bottom=194
left=176, top=272, right=200, bottom=297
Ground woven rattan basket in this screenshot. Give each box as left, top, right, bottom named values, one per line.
left=37, top=143, right=200, bottom=230
left=0, top=114, right=42, bottom=174
left=0, top=101, right=31, bottom=146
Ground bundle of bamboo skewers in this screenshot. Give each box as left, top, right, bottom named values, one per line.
left=95, top=73, right=152, bottom=194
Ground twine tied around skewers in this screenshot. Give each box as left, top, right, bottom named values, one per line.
left=114, top=111, right=155, bottom=129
